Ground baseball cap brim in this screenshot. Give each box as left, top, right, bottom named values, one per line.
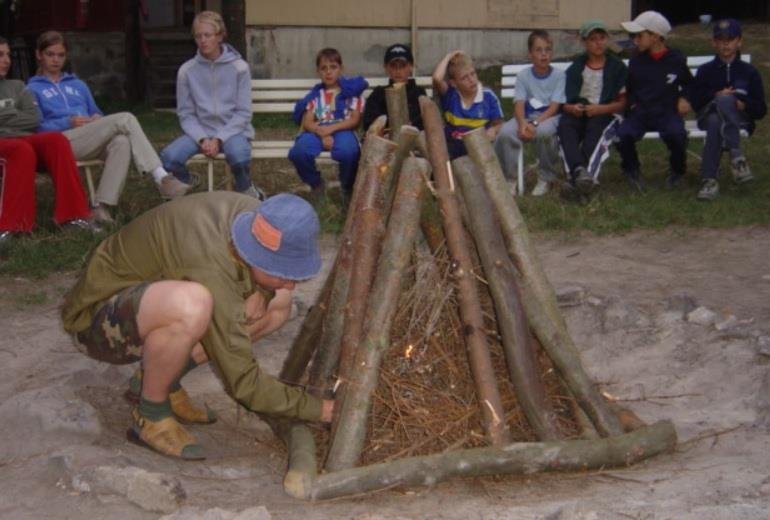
left=621, top=21, right=646, bottom=33
left=231, top=211, right=321, bottom=281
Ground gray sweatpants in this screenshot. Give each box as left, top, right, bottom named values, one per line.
left=494, top=115, right=561, bottom=182
left=64, top=112, right=162, bottom=205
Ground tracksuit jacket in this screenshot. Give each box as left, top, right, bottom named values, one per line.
left=26, top=73, right=102, bottom=132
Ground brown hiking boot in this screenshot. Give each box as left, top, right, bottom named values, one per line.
left=127, top=408, right=205, bottom=460
left=125, top=369, right=217, bottom=424
left=169, top=387, right=217, bottom=424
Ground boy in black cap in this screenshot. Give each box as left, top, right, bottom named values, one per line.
left=689, top=18, right=766, bottom=201
left=362, top=43, right=427, bottom=133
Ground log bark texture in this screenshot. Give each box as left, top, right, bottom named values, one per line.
left=280, top=269, right=334, bottom=383
left=462, top=128, right=624, bottom=438
left=385, top=83, right=410, bottom=142
left=307, top=135, right=397, bottom=396
left=453, top=156, right=561, bottom=440
left=324, top=157, right=427, bottom=472
left=420, top=96, right=511, bottom=446
left=307, top=420, right=677, bottom=500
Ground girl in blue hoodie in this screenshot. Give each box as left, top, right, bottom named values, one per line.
left=27, top=31, right=187, bottom=224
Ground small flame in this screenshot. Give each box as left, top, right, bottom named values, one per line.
left=404, top=344, right=414, bottom=359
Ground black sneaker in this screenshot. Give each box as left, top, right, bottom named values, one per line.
left=665, top=171, right=683, bottom=189
left=623, top=169, right=644, bottom=193
left=574, top=166, right=594, bottom=195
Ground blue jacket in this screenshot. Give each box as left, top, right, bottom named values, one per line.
left=176, top=43, right=254, bottom=142
left=292, top=76, right=369, bottom=125
left=26, top=73, right=103, bottom=132
left=689, top=53, right=766, bottom=131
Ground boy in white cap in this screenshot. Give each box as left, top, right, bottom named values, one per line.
left=616, top=11, right=692, bottom=191
left=689, top=18, right=766, bottom=200
left=61, top=192, right=334, bottom=460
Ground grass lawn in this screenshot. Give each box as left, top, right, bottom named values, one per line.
left=1, top=23, right=769, bottom=277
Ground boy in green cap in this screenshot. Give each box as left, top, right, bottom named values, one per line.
left=557, top=19, right=627, bottom=197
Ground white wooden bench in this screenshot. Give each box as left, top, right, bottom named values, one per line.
left=75, top=76, right=432, bottom=200
left=499, top=55, right=752, bottom=193
left=188, top=76, right=433, bottom=190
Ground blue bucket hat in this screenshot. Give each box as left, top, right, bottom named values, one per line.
left=231, top=193, right=321, bottom=281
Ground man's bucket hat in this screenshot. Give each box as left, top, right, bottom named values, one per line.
left=231, top=193, right=321, bottom=280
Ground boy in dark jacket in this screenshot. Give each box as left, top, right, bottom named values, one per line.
left=689, top=19, right=766, bottom=200
left=362, top=44, right=426, bottom=133
left=558, top=19, right=627, bottom=195
left=617, top=11, right=692, bottom=191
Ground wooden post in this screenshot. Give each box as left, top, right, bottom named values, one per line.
left=325, top=157, right=428, bottom=471
left=462, top=128, right=624, bottom=437
left=419, top=96, right=511, bottom=446
left=280, top=270, right=334, bottom=383
left=385, top=84, right=410, bottom=142
left=452, top=156, right=561, bottom=440
left=307, top=420, right=677, bottom=500
left=307, top=135, right=397, bottom=396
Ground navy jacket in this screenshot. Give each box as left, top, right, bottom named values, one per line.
left=689, top=53, right=766, bottom=131
left=626, top=48, right=692, bottom=116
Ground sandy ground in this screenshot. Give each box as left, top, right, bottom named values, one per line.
left=0, top=227, right=768, bottom=519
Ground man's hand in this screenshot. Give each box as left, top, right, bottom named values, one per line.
left=319, top=399, right=334, bottom=422
left=677, top=97, right=692, bottom=116
left=518, top=122, right=535, bottom=141
left=322, top=135, right=334, bottom=151
left=244, top=291, right=268, bottom=326
left=565, top=103, right=585, bottom=117
left=583, top=104, right=604, bottom=118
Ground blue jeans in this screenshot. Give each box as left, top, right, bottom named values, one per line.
left=160, top=134, right=252, bottom=190
left=616, top=111, right=687, bottom=176
left=288, top=130, right=360, bottom=192
left=697, top=94, right=751, bottom=179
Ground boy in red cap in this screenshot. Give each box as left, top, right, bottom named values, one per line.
left=689, top=18, right=766, bottom=200
left=62, top=192, right=334, bottom=460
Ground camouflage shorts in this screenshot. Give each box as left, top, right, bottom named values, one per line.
left=73, top=283, right=149, bottom=364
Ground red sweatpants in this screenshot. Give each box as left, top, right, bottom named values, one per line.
left=0, top=132, right=90, bottom=232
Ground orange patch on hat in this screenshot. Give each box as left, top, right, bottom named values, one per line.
left=252, top=214, right=282, bottom=252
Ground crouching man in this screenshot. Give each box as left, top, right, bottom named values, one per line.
left=61, top=192, right=334, bottom=460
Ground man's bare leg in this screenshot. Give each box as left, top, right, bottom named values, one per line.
left=128, top=280, right=213, bottom=459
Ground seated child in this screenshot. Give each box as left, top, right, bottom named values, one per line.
left=558, top=20, right=627, bottom=196
left=363, top=44, right=426, bottom=133
left=494, top=30, right=565, bottom=196
left=288, top=48, right=367, bottom=199
left=432, top=50, right=503, bottom=161
left=617, top=11, right=692, bottom=191
left=689, top=18, right=766, bottom=201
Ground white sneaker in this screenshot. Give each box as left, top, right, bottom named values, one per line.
left=531, top=179, right=549, bottom=196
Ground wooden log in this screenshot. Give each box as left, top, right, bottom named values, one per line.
left=280, top=269, right=334, bottom=383
left=366, top=114, right=388, bottom=138
left=275, top=421, right=318, bottom=499
left=386, top=125, right=419, bottom=200
left=307, top=135, right=397, bottom=396
left=452, top=156, right=561, bottom=440
left=324, top=156, right=427, bottom=471
left=306, top=420, right=677, bottom=500
left=385, top=83, right=410, bottom=142
left=419, top=95, right=511, bottom=446
left=462, top=128, right=624, bottom=437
